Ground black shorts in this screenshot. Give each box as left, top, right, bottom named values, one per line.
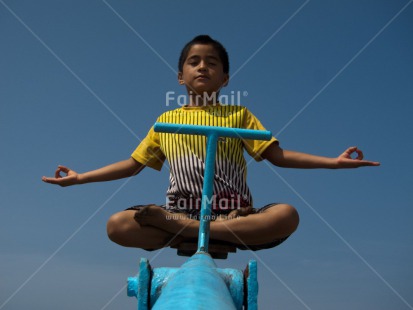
left=126, top=203, right=289, bottom=251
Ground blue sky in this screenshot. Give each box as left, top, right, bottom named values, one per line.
left=1, top=1, right=412, bottom=309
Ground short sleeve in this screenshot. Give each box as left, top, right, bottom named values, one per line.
left=242, top=108, right=278, bottom=161
left=131, top=126, right=165, bottom=171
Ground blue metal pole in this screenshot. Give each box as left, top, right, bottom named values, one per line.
left=198, top=132, right=218, bottom=252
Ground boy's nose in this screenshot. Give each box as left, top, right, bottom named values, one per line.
left=198, top=61, right=208, bottom=71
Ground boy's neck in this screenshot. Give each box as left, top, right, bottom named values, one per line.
left=188, top=92, right=220, bottom=107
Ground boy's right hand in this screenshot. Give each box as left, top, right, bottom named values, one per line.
left=42, top=165, right=80, bottom=187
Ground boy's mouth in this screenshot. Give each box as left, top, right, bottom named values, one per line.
left=196, top=75, right=209, bottom=80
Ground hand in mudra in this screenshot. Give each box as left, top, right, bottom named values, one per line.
left=336, top=147, right=380, bottom=168
left=42, top=165, right=80, bottom=187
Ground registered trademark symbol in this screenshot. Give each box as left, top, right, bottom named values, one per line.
left=243, top=91, right=248, bottom=97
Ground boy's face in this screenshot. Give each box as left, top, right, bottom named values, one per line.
left=178, top=44, right=229, bottom=97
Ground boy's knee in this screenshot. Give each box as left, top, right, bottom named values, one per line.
left=286, top=204, right=300, bottom=232
left=106, top=214, right=118, bottom=242
left=106, top=212, right=129, bottom=243
left=277, top=204, right=300, bottom=234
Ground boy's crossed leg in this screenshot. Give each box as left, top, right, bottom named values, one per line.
left=106, top=209, right=185, bottom=250
left=135, top=204, right=298, bottom=246
left=107, top=204, right=299, bottom=250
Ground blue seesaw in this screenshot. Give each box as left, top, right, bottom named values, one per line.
left=127, top=123, right=272, bottom=309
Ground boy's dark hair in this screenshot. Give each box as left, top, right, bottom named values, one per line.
left=178, top=35, right=229, bottom=74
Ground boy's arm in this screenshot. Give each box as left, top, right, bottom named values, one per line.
left=261, top=142, right=380, bottom=169
left=42, top=157, right=145, bottom=187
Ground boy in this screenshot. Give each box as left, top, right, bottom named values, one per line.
left=42, top=35, right=379, bottom=251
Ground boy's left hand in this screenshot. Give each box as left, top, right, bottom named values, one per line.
left=336, top=146, right=380, bottom=168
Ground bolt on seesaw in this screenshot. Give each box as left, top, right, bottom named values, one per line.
left=127, top=123, right=272, bottom=309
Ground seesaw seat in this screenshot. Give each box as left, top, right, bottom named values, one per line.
left=171, top=240, right=237, bottom=259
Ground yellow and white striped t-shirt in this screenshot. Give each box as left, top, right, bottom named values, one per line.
left=131, top=104, right=277, bottom=210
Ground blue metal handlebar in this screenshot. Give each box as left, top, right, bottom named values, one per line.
left=154, top=123, right=272, bottom=140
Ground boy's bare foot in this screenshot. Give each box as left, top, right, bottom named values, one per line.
left=134, top=205, right=199, bottom=238
left=133, top=205, right=170, bottom=226
left=227, top=206, right=253, bottom=220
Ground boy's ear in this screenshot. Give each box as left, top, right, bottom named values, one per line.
left=178, top=72, right=185, bottom=85
left=222, top=74, right=229, bottom=87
